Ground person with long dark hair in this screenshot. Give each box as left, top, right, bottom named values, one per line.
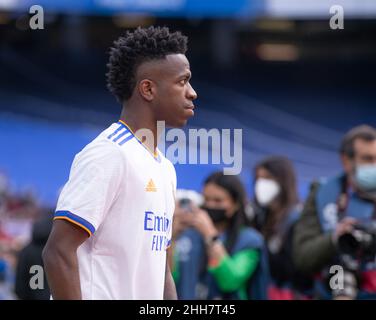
left=173, top=171, right=269, bottom=300
left=249, top=156, right=312, bottom=299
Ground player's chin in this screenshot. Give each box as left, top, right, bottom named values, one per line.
left=170, top=118, right=188, bottom=128
left=168, top=113, right=193, bottom=128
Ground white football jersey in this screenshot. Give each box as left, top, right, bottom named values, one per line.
left=55, top=120, right=176, bottom=300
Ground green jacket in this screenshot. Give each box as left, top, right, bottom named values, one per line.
left=292, top=182, right=337, bottom=275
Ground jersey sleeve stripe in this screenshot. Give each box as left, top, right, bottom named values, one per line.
left=54, top=211, right=96, bottom=236
left=118, top=134, right=133, bottom=146
left=118, top=120, right=161, bottom=162
left=107, top=124, right=127, bottom=139
left=113, top=130, right=131, bottom=142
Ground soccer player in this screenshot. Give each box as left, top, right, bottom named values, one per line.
left=42, top=26, right=197, bottom=300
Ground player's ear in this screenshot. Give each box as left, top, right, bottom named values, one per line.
left=138, top=79, right=156, bottom=102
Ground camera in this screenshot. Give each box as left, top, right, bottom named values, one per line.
left=179, top=198, right=193, bottom=212
left=328, top=222, right=376, bottom=299
left=337, top=222, right=376, bottom=263
left=176, top=189, right=203, bottom=213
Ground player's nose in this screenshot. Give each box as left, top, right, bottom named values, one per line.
left=187, top=82, right=198, bottom=101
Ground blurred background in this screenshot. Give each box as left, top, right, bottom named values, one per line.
left=0, top=0, right=375, bottom=299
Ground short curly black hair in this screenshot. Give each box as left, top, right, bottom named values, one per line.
left=106, top=26, right=188, bottom=104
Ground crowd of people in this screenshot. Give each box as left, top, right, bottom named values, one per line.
left=0, top=176, right=51, bottom=300
left=172, top=124, right=376, bottom=300
left=0, top=124, right=376, bottom=300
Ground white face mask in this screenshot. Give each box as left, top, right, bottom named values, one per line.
left=255, top=178, right=281, bottom=207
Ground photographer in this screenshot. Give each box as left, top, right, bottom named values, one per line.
left=173, top=172, right=269, bottom=300
left=293, top=125, right=376, bottom=300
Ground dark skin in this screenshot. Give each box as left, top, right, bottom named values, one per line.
left=121, top=54, right=197, bottom=153
left=42, top=220, right=86, bottom=299
left=43, top=53, right=197, bottom=300
left=164, top=248, right=177, bottom=300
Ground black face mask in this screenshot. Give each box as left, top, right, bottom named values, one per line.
left=202, top=206, right=228, bottom=223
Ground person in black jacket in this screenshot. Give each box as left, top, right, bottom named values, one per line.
left=248, top=156, right=313, bottom=299
left=15, top=211, right=52, bottom=300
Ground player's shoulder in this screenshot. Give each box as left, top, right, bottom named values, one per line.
left=74, top=122, right=129, bottom=165
left=104, top=121, right=136, bottom=149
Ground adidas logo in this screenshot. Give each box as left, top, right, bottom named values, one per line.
left=146, top=179, right=157, bottom=192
